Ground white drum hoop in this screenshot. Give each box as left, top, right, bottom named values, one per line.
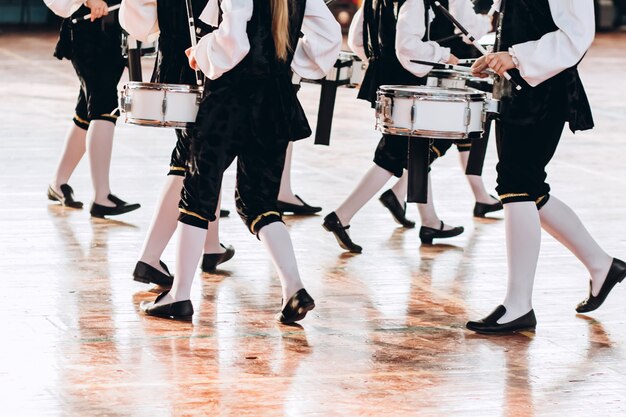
left=119, top=82, right=204, bottom=129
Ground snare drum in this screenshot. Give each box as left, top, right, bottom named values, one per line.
left=375, top=85, right=487, bottom=140
left=119, top=82, right=203, bottom=129
left=302, top=51, right=367, bottom=87
left=426, top=70, right=472, bottom=90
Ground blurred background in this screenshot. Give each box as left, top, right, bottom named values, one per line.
left=1, top=0, right=625, bottom=33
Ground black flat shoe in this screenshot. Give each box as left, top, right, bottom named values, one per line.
left=275, top=288, right=315, bottom=324
left=201, top=244, right=235, bottom=272
left=48, top=184, right=83, bottom=209
left=140, top=290, right=194, bottom=321
left=419, top=221, right=464, bottom=244
left=133, top=260, right=173, bottom=287
left=473, top=195, right=503, bottom=218
left=90, top=194, right=141, bottom=218
left=277, top=195, right=322, bottom=215
left=322, top=212, right=362, bottom=253
left=576, top=258, right=626, bottom=313
left=379, top=189, right=416, bottom=228
left=220, top=209, right=230, bottom=218
left=466, top=305, right=537, bottom=335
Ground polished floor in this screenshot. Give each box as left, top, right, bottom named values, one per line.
left=1, top=30, right=626, bottom=416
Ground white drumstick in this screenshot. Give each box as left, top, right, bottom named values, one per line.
left=71, top=3, right=120, bottom=24
left=432, top=0, right=521, bottom=91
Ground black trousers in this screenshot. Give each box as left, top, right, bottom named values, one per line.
left=168, top=129, right=191, bottom=176
left=495, top=116, right=566, bottom=207
left=373, top=135, right=472, bottom=178
left=178, top=87, right=288, bottom=234
left=70, top=21, right=125, bottom=129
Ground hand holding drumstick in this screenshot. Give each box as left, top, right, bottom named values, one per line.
left=471, top=52, right=516, bottom=78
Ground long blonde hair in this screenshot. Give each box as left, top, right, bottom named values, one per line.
left=271, top=0, right=291, bottom=61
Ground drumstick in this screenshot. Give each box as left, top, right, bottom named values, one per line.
left=71, top=3, right=120, bottom=23
left=409, top=59, right=472, bottom=73
left=184, top=0, right=203, bottom=86
left=430, top=0, right=522, bottom=91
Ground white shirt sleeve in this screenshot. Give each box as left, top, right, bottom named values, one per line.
left=510, top=0, right=595, bottom=87
left=194, top=0, right=253, bottom=80
left=291, top=0, right=342, bottom=80
left=43, top=0, right=82, bottom=18
left=396, top=0, right=451, bottom=77
left=450, top=0, right=491, bottom=43
left=119, top=0, right=160, bottom=43
left=347, top=7, right=367, bottom=61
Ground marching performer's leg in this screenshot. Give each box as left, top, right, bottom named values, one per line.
left=324, top=164, right=393, bottom=253
left=201, top=192, right=235, bottom=272
left=457, top=148, right=502, bottom=217
left=379, top=171, right=416, bottom=228
left=48, top=119, right=87, bottom=208
left=133, top=175, right=182, bottom=286
left=538, top=195, right=624, bottom=313
left=277, top=142, right=322, bottom=215
left=417, top=174, right=464, bottom=244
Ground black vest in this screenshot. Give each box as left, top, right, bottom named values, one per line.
left=206, top=0, right=310, bottom=141
left=358, top=0, right=472, bottom=105
left=53, top=0, right=123, bottom=61
left=152, top=0, right=213, bottom=84
left=496, top=0, right=593, bottom=131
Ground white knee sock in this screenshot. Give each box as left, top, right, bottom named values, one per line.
left=500, top=202, right=541, bottom=323
left=204, top=192, right=225, bottom=254
left=277, top=142, right=301, bottom=205
left=258, top=222, right=304, bottom=306
left=52, top=123, right=87, bottom=191
left=390, top=171, right=408, bottom=203
left=416, top=174, right=455, bottom=231
left=138, top=175, right=184, bottom=274
left=458, top=151, right=499, bottom=205
left=335, top=165, right=393, bottom=225
left=156, top=222, right=205, bottom=305
left=87, top=120, right=115, bottom=206
left=539, top=196, right=612, bottom=296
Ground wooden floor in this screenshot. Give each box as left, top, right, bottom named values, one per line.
left=1, top=30, right=626, bottom=416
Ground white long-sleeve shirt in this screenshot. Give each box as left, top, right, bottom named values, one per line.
left=508, top=0, right=595, bottom=87
left=395, top=0, right=491, bottom=77
left=44, top=0, right=83, bottom=18
left=119, top=0, right=160, bottom=43
left=193, top=0, right=341, bottom=80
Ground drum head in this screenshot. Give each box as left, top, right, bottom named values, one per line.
left=427, top=70, right=471, bottom=81
left=378, top=85, right=486, bottom=101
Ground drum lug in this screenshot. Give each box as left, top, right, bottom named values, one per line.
left=464, top=105, right=471, bottom=127
left=162, top=91, right=168, bottom=124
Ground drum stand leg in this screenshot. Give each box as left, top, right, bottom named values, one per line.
left=314, top=80, right=338, bottom=146
left=407, top=138, right=430, bottom=204
left=466, top=115, right=493, bottom=176
left=128, top=44, right=143, bottom=82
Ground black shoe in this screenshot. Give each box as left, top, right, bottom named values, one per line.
left=379, top=189, right=415, bottom=228
left=473, top=195, right=503, bottom=218
left=48, top=184, right=83, bottom=209
left=277, top=195, right=322, bottom=215
left=133, top=260, right=173, bottom=287
left=140, top=290, right=194, bottom=321
left=201, top=244, right=235, bottom=272
left=275, top=288, right=315, bottom=324
left=576, top=258, right=626, bottom=313
left=322, top=212, right=362, bottom=253
left=419, top=221, right=464, bottom=244
left=90, top=194, right=141, bottom=218
left=466, top=305, right=537, bottom=335
left=220, top=209, right=230, bottom=218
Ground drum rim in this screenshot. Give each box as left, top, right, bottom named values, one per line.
left=427, top=70, right=473, bottom=81
left=125, top=82, right=204, bottom=93
left=377, top=125, right=481, bottom=140
left=124, top=116, right=195, bottom=129
left=378, top=85, right=486, bottom=101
